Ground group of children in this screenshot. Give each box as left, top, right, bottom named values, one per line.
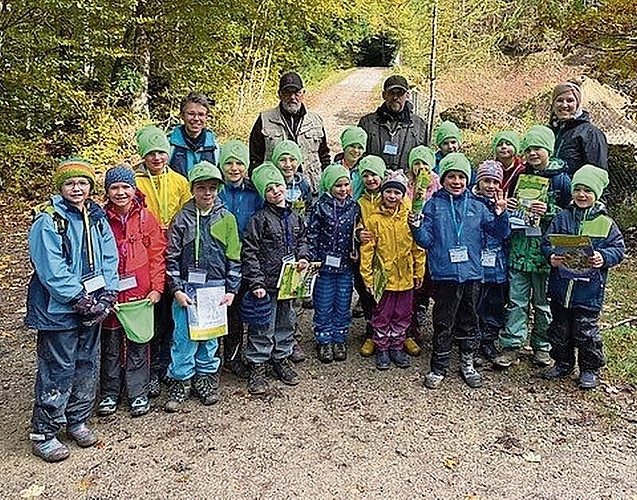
left=27, top=110, right=626, bottom=463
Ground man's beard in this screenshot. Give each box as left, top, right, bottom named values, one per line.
left=281, top=101, right=302, bottom=114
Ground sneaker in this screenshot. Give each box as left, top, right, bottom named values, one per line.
left=376, top=350, right=390, bottom=370
left=493, top=348, right=520, bottom=368
left=31, top=437, right=70, bottom=463
left=97, top=395, right=118, bottom=416
left=248, top=363, right=268, bottom=395
left=360, top=338, right=375, bottom=357
left=225, top=358, right=250, bottom=379
left=289, top=342, right=307, bottom=363
left=130, top=395, right=150, bottom=417
left=148, top=373, right=161, bottom=398
left=317, top=343, right=334, bottom=363
left=579, top=370, right=599, bottom=389
left=272, top=358, right=300, bottom=386
left=164, top=379, right=191, bottom=413
left=332, top=342, right=347, bottom=362
left=533, top=350, right=553, bottom=367
left=423, top=371, right=445, bottom=389
left=543, top=363, right=574, bottom=380
left=460, top=353, right=483, bottom=388
left=67, top=423, right=98, bottom=448
left=192, top=374, right=219, bottom=406
left=403, top=338, right=421, bottom=357
left=389, top=349, right=411, bottom=368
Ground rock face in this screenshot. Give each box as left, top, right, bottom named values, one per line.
left=439, top=103, right=525, bottom=132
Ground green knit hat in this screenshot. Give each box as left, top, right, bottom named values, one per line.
left=408, top=146, right=436, bottom=172
left=435, top=120, right=463, bottom=147
left=491, top=130, right=520, bottom=155
left=319, top=164, right=350, bottom=194
left=188, top=160, right=224, bottom=189
left=136, top=125, right=171, bottom=158
left=357, top=155, right=387, bottom=179
left=54, top=158, right=96, bottom=190
left=572, top=164, right=609, bottom=201
left=219, top=140, right=249, bottom=169
left=439, top=152, right=472, bottom=181
left=521, top=125, right=555, bottom=156
left=340, top=126, right=368, bottom=151
left=271, top=140, right=303, bottom=166
left=251, top=162, right=286, bottom=199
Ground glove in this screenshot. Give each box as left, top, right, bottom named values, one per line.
left=98, top=290, right=118, bottom=308
left=72, top=294, right=95, bottom=316
left=408, top=212, right=423, bottom=229
left=82, top=290, right=118, bottom=327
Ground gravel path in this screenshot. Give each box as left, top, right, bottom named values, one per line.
left=1, top=68, right=637, bottom=499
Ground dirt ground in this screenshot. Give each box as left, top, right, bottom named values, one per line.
left=1, top=67, right=637, bottom=500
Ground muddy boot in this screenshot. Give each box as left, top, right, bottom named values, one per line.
left=248, top=363, right=268, bottom=395
left=493, top=348, right=520, bottom=368
left=460, top=353, right=483, bottom=388
left=164, top=379, right=191, bottom=413
left=31, top=437, right=70, bottom=463
left=192, top=374, right=219, bottom=406
left=272, top=358, right=300, bottom=386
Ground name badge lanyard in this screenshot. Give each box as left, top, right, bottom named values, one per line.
left=148, top=168, right=169, bottom=226
left=379, top=122, right=409, bottom=164
left=82, top=207, right=96, bottom=274
left=283, top=211, right=293, bottom=255
left=449, top=193, right=468, bottom=246
left=195, top=208, right=203, bottom=268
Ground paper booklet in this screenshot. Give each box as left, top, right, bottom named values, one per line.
left=510, top=174, right=549, bottom=229
left=548, top=234, right=595, bottom=280
left=276, top=261, right=322, bottom=300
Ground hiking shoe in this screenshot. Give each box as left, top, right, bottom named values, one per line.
left=301, top=298, right=314, bottom=309
left=389, top=349, right=411, bottom=368
left=289, top=342, right=306, bottom=363
left=97, top=395, right=118, bottom=416
left=130, top=395, right=150, bottom=417
left=543, top=363, right=575, bottom=380
left=332, top=342, right=347, bottom=362
left=164, top=379, right=191, bottom=413
left=273, top=358, right=299, bottom=386
left=460, top=353, right=483, bottom=388
left=493, top=348, right=520, bottom=368
left=481, top=341, right=499, bottom=361
left=579, top=370, right=599, bottom=389
left=225, top=358, right=250, bottom=379
left=360, top=338, right=375, bottom=357
left=317, top=343, right=334, bottom=363
left=248, top=363, right=268, bottom=395
left=403, top=338, right=421, bottom=357
left=31, top=437, right=70, bottom=463
left=376, top=350, right=390, bottom=370
left=67, top=423, right=98, bottom=448
left=533, top=350, right=553, bottom=367
left=193, top=374, right=219, bottom=405
left=148, top=373, right=161, bottom=398
left=424, top=371, right=445, bottom=389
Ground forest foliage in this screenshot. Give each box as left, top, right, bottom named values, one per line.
left=0, top=0, right=632, bottom=197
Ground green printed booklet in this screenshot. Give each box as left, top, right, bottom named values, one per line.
left=548, top=234, right=594, bottom=279
left=510, top=174, right=549, bottom=229
left=277, top=261, right=322, bottom=300
left=371, top=254, right=389, bottom=303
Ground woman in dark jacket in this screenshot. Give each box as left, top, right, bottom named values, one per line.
left=549, top=81, right=609, bottom=177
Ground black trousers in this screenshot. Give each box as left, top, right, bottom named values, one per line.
left=223, top=284, right=246, bottom=362
left=430, top=280, right=481, bottom=375
left=101, top=326, right=149, bottom=400
left=477, top=281, right=508, bottom=343
left=548, top=302, right=605, bottom=371
left=150, top=290, right=173, bottom=379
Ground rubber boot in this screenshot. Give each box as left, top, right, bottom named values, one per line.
left=460, top=352, right=483, bottom=388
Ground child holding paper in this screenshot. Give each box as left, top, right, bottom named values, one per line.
left=242, top=162, right=310, bottom=394
left=541, top=165, right=625, bottom=389
left=360, top=171, right=425, bottom=371
left=98, top=166, right=166, bottom=418
left=164, top=161, right=241, bottom=412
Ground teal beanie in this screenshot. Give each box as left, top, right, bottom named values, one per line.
left=435, top=121, right=463, bottom=147
left=408, top=146, right=436, bottom=172
left=521, top=125, right=555, bottom=156
left=439, top=152, right=472, bottom=181
left=271, top=140, right=303, bottom=166
left=572, top=164, right=609, bottom=201
left=251, top=162, right=286, bottom=199
left=340, top=126, right=368, bottom=151
left=319, top=164, right=350, bottom=194
left=136, top=125, right=171, bottom=158
left=491, top=130, right=520, bottom=155
left=219, top=140, right=249, bottom=169
left=188, top=161, right=224, bottom=189
left=356, top=155, right=387, bottom=179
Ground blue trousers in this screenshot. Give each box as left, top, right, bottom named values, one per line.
left=312, top=271, right=354, bottom=345
left=245, top=297, right=295, bottom=364
left=166, top=300, right=220, bottom=381
left=31, top=325, right=100, bottom=441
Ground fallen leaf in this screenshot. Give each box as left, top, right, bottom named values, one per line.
left=77, top=475, right=97, bottom=492
left=20, top=484, right=45, bottom=499
left=444, top=456, right=458, bottom=470
left=523, top=451, right=542, bottom=463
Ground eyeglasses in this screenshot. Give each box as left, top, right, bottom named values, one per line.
left=185, top=111, right=208, bottom=120
left=62, top=179, right=91, bottom=189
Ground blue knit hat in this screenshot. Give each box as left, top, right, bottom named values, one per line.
left=104, top=165, right=136, bottom=190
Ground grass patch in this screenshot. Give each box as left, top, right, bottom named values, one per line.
left=601, top=257, right=637, bottom=385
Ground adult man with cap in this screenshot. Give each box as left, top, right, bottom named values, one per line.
left=249, top=71, right=330, bottom=192
left=358, top=75, right=428, bottom=172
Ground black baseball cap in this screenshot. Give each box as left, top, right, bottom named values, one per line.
left=279, top=72, right=304, bottom=91
left=383, top=75, right=409, bottom=92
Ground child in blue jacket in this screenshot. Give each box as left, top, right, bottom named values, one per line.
left=308, top=164, right=360, bottom=362
left=472, top=160, right=509, bottom=361
left=412, top=153, right=509, bottom=389
left=541, top=165, right=624, bottom=389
